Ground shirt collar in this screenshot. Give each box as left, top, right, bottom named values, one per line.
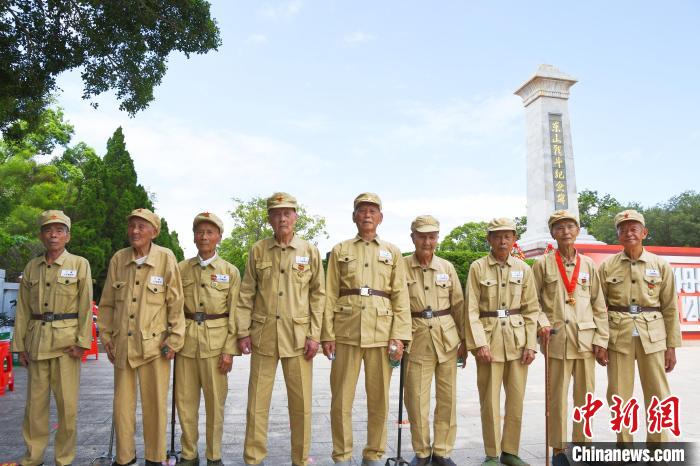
left=409, top=253, right=439, bottom=270
left=40, top=249, right=68, bottom=266
left=129, top=244, right=158, bottom=267
left=621, top=247, right=651, bottom=263
left=268, top=234, right=303, bottom=250
left=353, top=233, right=381, bottom=245
left=487, top=252, right=514, bottom=267
left=198, top=253, right=218, bottom=267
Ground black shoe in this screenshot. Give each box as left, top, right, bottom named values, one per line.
left=145, top=461, right=163, bottom=466
left=207, top=460, right=224, bottom=466
left=431, top=456, right=457, bottom=466
left=552, top=453, right=571, bottom=466
left=410, top=456, right=432, bottom=466
left=177, top=458, right=200, bottom=466
left=111, top=458, right=136, bottom=466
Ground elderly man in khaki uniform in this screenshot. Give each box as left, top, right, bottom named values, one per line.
left=98, top=208, right=185, bottom=466
left=321, top=192, right=411, bottom=466
left=598, top=209, right=681, bottom=445
left=464, top=218, right=540, bottom=466
left=402, top=215, right=465, bottom=466
left=11, top=210, right=93, bottom=466
left=236, top=192, right=325, bottom=466
left=532, top=210, right=608, bottom=466
left=176, top=212, right=240, bottom=466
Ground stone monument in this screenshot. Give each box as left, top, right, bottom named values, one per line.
left=514, top=64, right=603, bottom=255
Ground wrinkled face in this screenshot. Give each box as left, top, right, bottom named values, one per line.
left=268, top=208, right=298, bottom=238
left=551, top=220, right=580, bottom=247
left=194, top=221, right=222, bottom=256
left=127, top=217, right=158, bottom=250
left=353, top=202, right=383, bottom=235
left=617, top=221, right=648, bottom=249
left=487, top=230, right=516, bottom=255
left=411, top=231, right=439, bottom=255
left=39, top=223, right=70, bottom=253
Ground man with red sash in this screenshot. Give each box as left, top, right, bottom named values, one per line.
left=533, top=210, right=608, bottom=466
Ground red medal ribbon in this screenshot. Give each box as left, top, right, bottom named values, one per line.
left=555, top=250, right=581, bottom=304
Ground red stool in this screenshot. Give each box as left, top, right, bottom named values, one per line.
left=0, top=341, right=14, bottom=395
left=81, top=320, right=99, bottom=362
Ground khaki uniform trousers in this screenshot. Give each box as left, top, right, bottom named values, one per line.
left=21, top=354, right=81, bottom=466
left=607, top=337, right=670, bottom=443
left=114, top=357, right=170, bottom=464
left=548, top=357, right=595, bottom=449
left=404, top=340, right=457, bottom=458
left=476, top=359, right=528, bottom=458
left=175, top=355, right=228, bottom=462
left=330, top=343, right=393, bottom=463
left=244, top=347, right=313, bottom=466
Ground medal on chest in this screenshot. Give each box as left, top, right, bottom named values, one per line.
left=555, top=250, right=581, bottom=305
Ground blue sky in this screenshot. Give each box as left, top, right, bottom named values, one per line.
left=54, top=1, right=700, bottom=256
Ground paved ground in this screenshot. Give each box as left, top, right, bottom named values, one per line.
left=0, top=346, right=697, bottom=466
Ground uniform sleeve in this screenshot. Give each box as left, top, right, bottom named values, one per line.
left=236, top=248, right=257, bottom=339
left=223, top=265, right=241, bottom=355
left=10, top=262, right=33, bottom=353
left=448, top=264, right=466, bottom=341
left=389, top=247, right=411, bottom=342
left=660, top=260, right=682, bottom=348
left=308, top=247, right=326, bottom=343
left=520, top=265, right=541, bottom=352
left=165, top=253, right=185, bottom=351
left=97, top=256, right=117, bottom=346
left=75, top=258, right=94, bottom=349
left=532, top=258, right=551, bottom=329
left=465, top=262, right=487, bottom=350
left=321, top=246, right=339, bottom=342
left=590, top=263, right=609, bottom=349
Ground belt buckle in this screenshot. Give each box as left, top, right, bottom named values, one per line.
left=360, top=286, right=370, bottom=297
left=628, top=305, right=640, bottom=315
left=44, top=313, right=54, bottom=322
left=194, top=312, right=206, bottom=323
left=422, top=310, right=433, bottom=319
left=496, top=309, right=508, bottom=318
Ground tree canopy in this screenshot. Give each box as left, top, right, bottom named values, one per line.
left=218, top=197, right=329, bottom=272
left=1, top=0, right=221, bottom=137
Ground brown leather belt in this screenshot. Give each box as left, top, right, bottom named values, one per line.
left=31, top=312, right=78, bottom=322
left=608, top=305, right=660, bottom=314
left=479, top=308, right=521, bottom=318
left=185, top=311, right=230, bottom=323
left=411, top=308, right=451, bottom=319
left=339, top=287, right=391, bottom=299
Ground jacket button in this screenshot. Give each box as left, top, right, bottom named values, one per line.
left=565, top=319, right=569, bottom=324
left=47, top=265, right=51, bottom=268
left=501, top=322, right=506, bottom=326
left=632, top=280, right=636, bottom=284
left=632, top=299, right=636, bottom=303
left=152, top=333, right=156, bottom=337
left=199, top=303, right=204, bottom=306
left=281, top=269, right=285, bottom=273
left=424, top=286, right=429, bottom=290
left=279, top=291, right=283, bottom=296
left=137, top=266, right=141, bottom=270
left=42, top=322, right=46, bottom=326
left=502, top=303, right=506, bottom=307
left=46, top=283, right=50, bottom=287
left=361, top=305, right=366, bottom=310
left=365, top=263, right=369, bottom=267
left=201, top=283, right=205, bottom=287
left=501, top=283, right=505, bottom=287
left=428, top=325, right=433, bottom=329
left=198, top=322, right=202, bottom=325
left=276, top=316, right=280, bottom=319
left=132, top=298, right=136, bottom=302
left=65, top=280, right=69, bottom=284
left=135, top=281, right=139, bottom=285
left=282, top=248, right=286, bottom=252
left=127, top=332, right=132, bottom=336
left=130, top=314, right=134, bottom=319
left=44, top=303, right=48, bottom=306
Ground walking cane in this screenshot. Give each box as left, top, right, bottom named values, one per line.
left=544, top=328, right=557, bottom=466
left=91, top=406, right=115, bottom=465
left=167, top=354, right=181, bottom=465
left=385, top=356, right=410, bottom=466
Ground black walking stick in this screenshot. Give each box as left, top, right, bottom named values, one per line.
left=91, top=406, right=115, bottom=465
left=385, top=356, right=410, bottom=466
left=167, top=355, right=181, bottom=464
left=544, top=328, right=557, bottom=466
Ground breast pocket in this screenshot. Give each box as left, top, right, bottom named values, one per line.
left=435, top=279, right=451, bottom=299
left=208, top=281, right=230, bottom=309
left=509, top=276, right=523, bottom=307
left=643, top=276, right=660, bottom=300
left=605, top=276, right=625, bottom=302
left=112, top=281, right=127, bottom=303
left=577, top=276, right=591, bottom=298
left=56, top=276, right=78, bottom=296
left=182, top=279, right=195, bottom=298
left=256, top=261, right=273, bottom=283
left=292, top=263, right=312, bottom=284
left=146, top=284, right=165, bottom=306
left=479, top=279, right=497, bottom=299
left=339, top=254, right=357, bottom=283
left=375, top=256, right=394, bottom=285
left=26, top=278, right=40, bottom=310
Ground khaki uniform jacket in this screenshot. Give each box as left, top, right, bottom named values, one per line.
left=179, top=256, right=241, bottom=358
left=532, top=252, right=609, bottom=359
left=11, top=250, right=93, bottom=360
left=321, top=235, right=411, bottom=346
left=236, top=235, right=325, bottom=358
left=599, top=249, right=681, bottom=355
left=98, top=244, right=185, bottom=369
left=464, top=254, right=540, bottom=362
left=404, top=254, right=465, bottom=363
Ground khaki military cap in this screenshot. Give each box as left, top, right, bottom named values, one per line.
left=266, top=192, right=298, bottom=210
left=128, top=208, right=161, bottom=234
left=487, top=217, right=517, bottom=232
left=193, top=211, right=224, bottom=234
left=615, top=209, right=645, bottom=228
left=548, top=209, right=580, bottom=229
left=39, top=210, right=71, bottom=229
left=411, top=215, right=440, bottom=233
left=353, top=192, right=382, bottom=211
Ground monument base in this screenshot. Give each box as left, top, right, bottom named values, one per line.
left=519, top=227, right=605, bottom=258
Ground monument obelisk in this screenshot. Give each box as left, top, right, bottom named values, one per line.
left=514, top=64, right=602, bottom=255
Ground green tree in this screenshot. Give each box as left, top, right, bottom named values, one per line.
left=644, top=191, right=700, bottom=247
left=438, top=222, right=489, bottom=253
left=219, top=197, right=329, bottom=272
left=1, top=0, right=221, bottom=137
left=577, top=189, right=622, bottom=229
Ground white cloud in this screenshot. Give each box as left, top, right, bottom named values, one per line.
left=245, top=33, right=268, bottom=44
left=344, top=31, right=374, bottom=44
left=259, top=1, right=302, bottom=19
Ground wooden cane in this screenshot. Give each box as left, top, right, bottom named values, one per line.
left=544, top=328, right=557, bottom=466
